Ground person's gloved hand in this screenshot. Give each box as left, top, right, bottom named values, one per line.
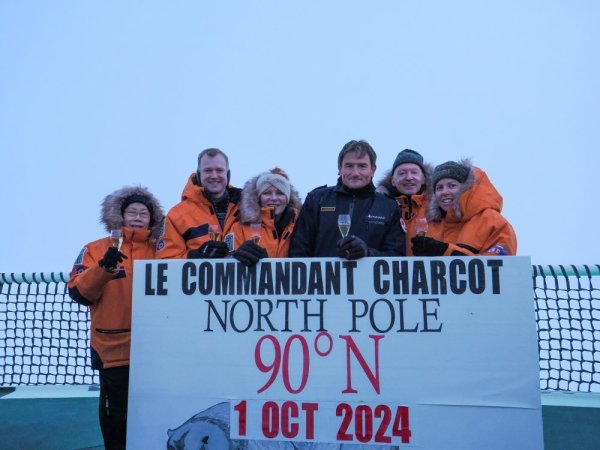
left=233, top=240, right=268, bottom=266
left=99, top=247, right=128, bottom=271
left=187, top=240, right=229, bottom=259
left=337, top=235, right=369, bottom=260
left=411, top=236, right=449, bottom=256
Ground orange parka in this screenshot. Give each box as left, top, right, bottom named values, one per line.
left=395, top=193, right=429, bottom=256
left=157, top=173, right=241, bottom=259
left=231, top=170, right=302, bottom=258
left=231, top=207, right=299, bottom=258
left=68, top=229, right=156, bottom=369
left=426, top=165, right=517, bottom=256
left=67, top=186, right=164, bottom=370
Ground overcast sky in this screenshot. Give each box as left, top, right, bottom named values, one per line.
left=1, top=1, right=598, bottom=274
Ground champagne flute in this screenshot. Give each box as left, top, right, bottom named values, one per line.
left=415, top=217, right=428, bottom=236
left=109, top=229, right=123, bottom=250
left=250, top=223, right=262, bottom=244
left=338, top=214, right=351, bottom=238
left=208, top=224, right=221, bottom=241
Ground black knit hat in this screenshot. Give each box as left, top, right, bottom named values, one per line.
left=392, top=149, right=425, bottom=174
left=432, top=161, right=470, bottom=188
left=121, top=194, right=154, bottom=217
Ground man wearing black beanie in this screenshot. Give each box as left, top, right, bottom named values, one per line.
left=377, top=148, right=432, bottom=255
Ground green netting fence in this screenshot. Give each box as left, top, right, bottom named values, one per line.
left=1, top=264, right=599, bottom=391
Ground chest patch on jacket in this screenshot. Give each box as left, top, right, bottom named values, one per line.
left=366, top=214, right=386, bottom=225
left=320, top=207, right=336, bottom=212
left=224, top=232, right=235, bottom=252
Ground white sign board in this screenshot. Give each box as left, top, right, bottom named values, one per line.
left=128, top=256, right=543, bottom=449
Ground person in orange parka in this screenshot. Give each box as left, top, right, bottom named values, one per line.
left=230, top=167, right=302, bottom=265
left=411, top=160, right=517, bottom=257
left=156, top=148, right=241, bottom=260
left=68, top=186, right=164, bottom=450
left=377, top=149, right=433, bottom=256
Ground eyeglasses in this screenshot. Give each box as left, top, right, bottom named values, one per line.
left=124, top=210, right=150, bottom=219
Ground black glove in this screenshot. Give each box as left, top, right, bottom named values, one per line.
left=233, top=240, right=268, bottom=266
left=99, top=247, right=128, bottom=271
left=187, top=240, right=229, bottom=259
left=411, top=236, right=449, bottom=256
left=337, top=235, right=369, bottom=260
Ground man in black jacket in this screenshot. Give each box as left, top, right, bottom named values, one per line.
left=289, top=140, right=405, bottom=258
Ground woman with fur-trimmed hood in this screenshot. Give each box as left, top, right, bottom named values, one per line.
left=68, top=185, right=164, bottom=450
left=231, top=167, right=302, bottom=265
left=377, top=149, right=433, bottom=255
left=411, top=160, right=517, bottom=257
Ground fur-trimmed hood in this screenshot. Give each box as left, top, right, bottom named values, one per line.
left=101, top=185, right=165, bottom=241
left=426, top=160, right=503, bottom=222
left=239, top=174, right=303, bottom=224
left=376, top=162, right=434, bottom=198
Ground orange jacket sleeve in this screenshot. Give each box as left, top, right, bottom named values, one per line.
left=442, top=209, right=517, bottom=256
left=67, top=242, right=115, bottom=305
